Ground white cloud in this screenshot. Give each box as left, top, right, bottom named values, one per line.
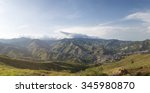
left=147, top=26, right=150, bottom=33
left=54, top=11, right=150, bottom=40
left=56, top=26, right=107, bottom=37
left=125, top=11, right=150, bottom=23
left=55, top=25, right=146, bottom=40
left=125, top=11, right=150, bottom=34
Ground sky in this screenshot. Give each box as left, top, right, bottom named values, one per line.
left=0, top=0, right=150, bottom=40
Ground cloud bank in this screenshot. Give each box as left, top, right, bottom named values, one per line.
left=60, top=31, right=96, bottom=38
left=56, top=11, right=150, bottom=41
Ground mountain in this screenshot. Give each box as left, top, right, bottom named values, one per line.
left=0, top=38, right=150, bottom=64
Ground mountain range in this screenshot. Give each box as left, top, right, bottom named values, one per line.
left=0, top=37, right=150, bottom=64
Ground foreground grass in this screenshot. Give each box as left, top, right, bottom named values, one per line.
left=0, top=63, right=73, bottom=76
left=78, top=54, right=150, bottom=76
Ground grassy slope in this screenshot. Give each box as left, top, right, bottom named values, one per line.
left=0, top=63, right=72, bottom=76
left=78, top=54, right=150, bottom=76
left=1, top=54, right=150, bottom=76
left=0, top=56, right=87, bottom=76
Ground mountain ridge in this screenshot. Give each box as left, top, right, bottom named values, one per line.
left=0, top=37, right=150, bottom=64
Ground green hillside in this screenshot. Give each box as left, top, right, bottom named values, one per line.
left=0, top=54, right=150, bottom=76
left=79, top=54, right=150, bottom=76
left=0, top=56, right=87, bottom=76
left=0, top=63, right=72, bottom=76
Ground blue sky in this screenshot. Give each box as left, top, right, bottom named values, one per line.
left=0, top=0, right=150, bottom=40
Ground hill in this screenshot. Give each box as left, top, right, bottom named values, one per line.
left=0, top=54, right=150, bottom=76
left=79, top=54, right=150, bottom=76
left=0, top=55, right=87, bottom=75
left=0, top=63, right=72, bottom=76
